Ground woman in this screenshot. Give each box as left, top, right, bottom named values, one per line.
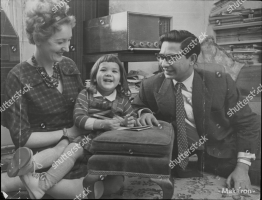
left=1, top=0, right=123, bottom=198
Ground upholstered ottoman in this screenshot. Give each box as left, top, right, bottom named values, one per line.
left=83, top=120, right=174, bottom=199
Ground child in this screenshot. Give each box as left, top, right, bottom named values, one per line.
left=73, top=54, right=137, bottom=152
left=7, top=54, right=136, bottom=199
left=73, top=54, right=137, bottom=198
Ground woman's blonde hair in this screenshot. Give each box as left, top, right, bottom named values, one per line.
left=25, top=0, right=76, bottom=44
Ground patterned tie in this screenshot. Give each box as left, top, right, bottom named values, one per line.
left=175, top=82, right=189, bottom=170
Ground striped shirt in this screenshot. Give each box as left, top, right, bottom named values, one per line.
left=73, top=89, right=136, bottom=130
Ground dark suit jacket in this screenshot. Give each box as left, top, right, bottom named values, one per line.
left=132, top=66, right=260, bottom=159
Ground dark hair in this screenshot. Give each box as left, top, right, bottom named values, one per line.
left=159, top=30, right=201, bottom=59
left=89, top=54, right=130, bottom=97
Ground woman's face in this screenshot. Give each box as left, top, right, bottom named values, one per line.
left=96, top=62, right=121, bottom=96
left=38, top=24, right=72, bottom=63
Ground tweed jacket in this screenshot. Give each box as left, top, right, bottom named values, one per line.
left=3, top=56, right=84, bottom=148
left=132, top=66, right=260, bottom=159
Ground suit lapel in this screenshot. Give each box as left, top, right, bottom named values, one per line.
left=192, top=71, right=212, bottom=137
left=155, top=78, right=176, bottom=118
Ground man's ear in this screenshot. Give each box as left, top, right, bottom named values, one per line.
left=189, top=53, right=197, bottom=65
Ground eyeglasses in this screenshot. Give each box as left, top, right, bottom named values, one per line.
left=155, top=53, right=182, bottom=65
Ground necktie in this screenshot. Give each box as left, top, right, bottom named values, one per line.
left=175, top=82, right=189, bottom=170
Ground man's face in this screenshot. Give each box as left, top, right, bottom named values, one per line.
left=159, top=41, right=194, bottom=82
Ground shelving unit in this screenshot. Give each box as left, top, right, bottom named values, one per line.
left=210, top=0, right=261, bottom=110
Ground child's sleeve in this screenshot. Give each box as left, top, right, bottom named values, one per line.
left=123, top=97, right=137, bottom=118
left=73, top=89, right=96, bottom=130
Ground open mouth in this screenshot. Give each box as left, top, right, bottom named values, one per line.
left=103, top=78, right=113, bottom=83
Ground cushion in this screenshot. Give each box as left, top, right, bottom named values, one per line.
left=87, top=154, right=171, bottom=178
left=90, top=120, right=174, bottom=157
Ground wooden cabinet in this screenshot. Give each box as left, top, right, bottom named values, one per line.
left=62, top=0, right=109, bottom=81
left=1, top=9, right=20, bottom=125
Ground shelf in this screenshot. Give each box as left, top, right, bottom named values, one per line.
left=245, top=63, right=262, bottom=67
left=217, top=39, right=262, bottom=45
left=213, top=21, right=262, bottom=30
left=84, top=52, right=157, bottom=63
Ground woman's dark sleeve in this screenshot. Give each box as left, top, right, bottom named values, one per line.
left=3, top=70, right=32, bottom=148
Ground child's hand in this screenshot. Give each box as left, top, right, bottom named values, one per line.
left=103, top=119, right=121, bottom=130
left=121, top=114, right=136, bottom=127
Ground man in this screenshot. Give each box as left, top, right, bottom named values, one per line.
left=132, top=30, right=260, bottom=190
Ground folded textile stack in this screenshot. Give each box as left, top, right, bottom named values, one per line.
left=210, top=0, right=262, bottom=26
left=226, top=45, right=261, bottom=64
left=210, top=0, right=243, bottom=17
left=210, top=0, right=262, bottom=66
left=215, top=24, right=262, bottom=43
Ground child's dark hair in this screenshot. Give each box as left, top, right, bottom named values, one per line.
left=88, top=54, right=130, bottom=97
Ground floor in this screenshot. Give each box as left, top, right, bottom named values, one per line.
left=3, top=174, right=260, bottom=199
left=2, top=138, right=261, bottom=199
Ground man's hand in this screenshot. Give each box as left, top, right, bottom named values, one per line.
left=136, top=113, right=161, bottom=128
left=226, top=162, right=251, bottom=192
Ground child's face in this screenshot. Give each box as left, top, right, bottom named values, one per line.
left=96, top=62, right=121, bottom=96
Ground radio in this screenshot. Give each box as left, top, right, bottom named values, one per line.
left=84, top=11, right=172, bottom=54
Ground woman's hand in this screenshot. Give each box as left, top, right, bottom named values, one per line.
left=67, top=125, right=86, bottom=138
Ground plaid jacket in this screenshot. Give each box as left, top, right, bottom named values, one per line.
left=3, top=57, right=84, bottom=148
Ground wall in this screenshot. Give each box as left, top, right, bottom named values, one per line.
left=1, top=0, right=33, bottom=146
left=109, top=0, right=216, bottom=73
left=1, top=0, right=35, bottom=62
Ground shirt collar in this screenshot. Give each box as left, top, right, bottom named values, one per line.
left=93, top=89, right=117, bottom=102
left=172, top=71, right=194, bottom=92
